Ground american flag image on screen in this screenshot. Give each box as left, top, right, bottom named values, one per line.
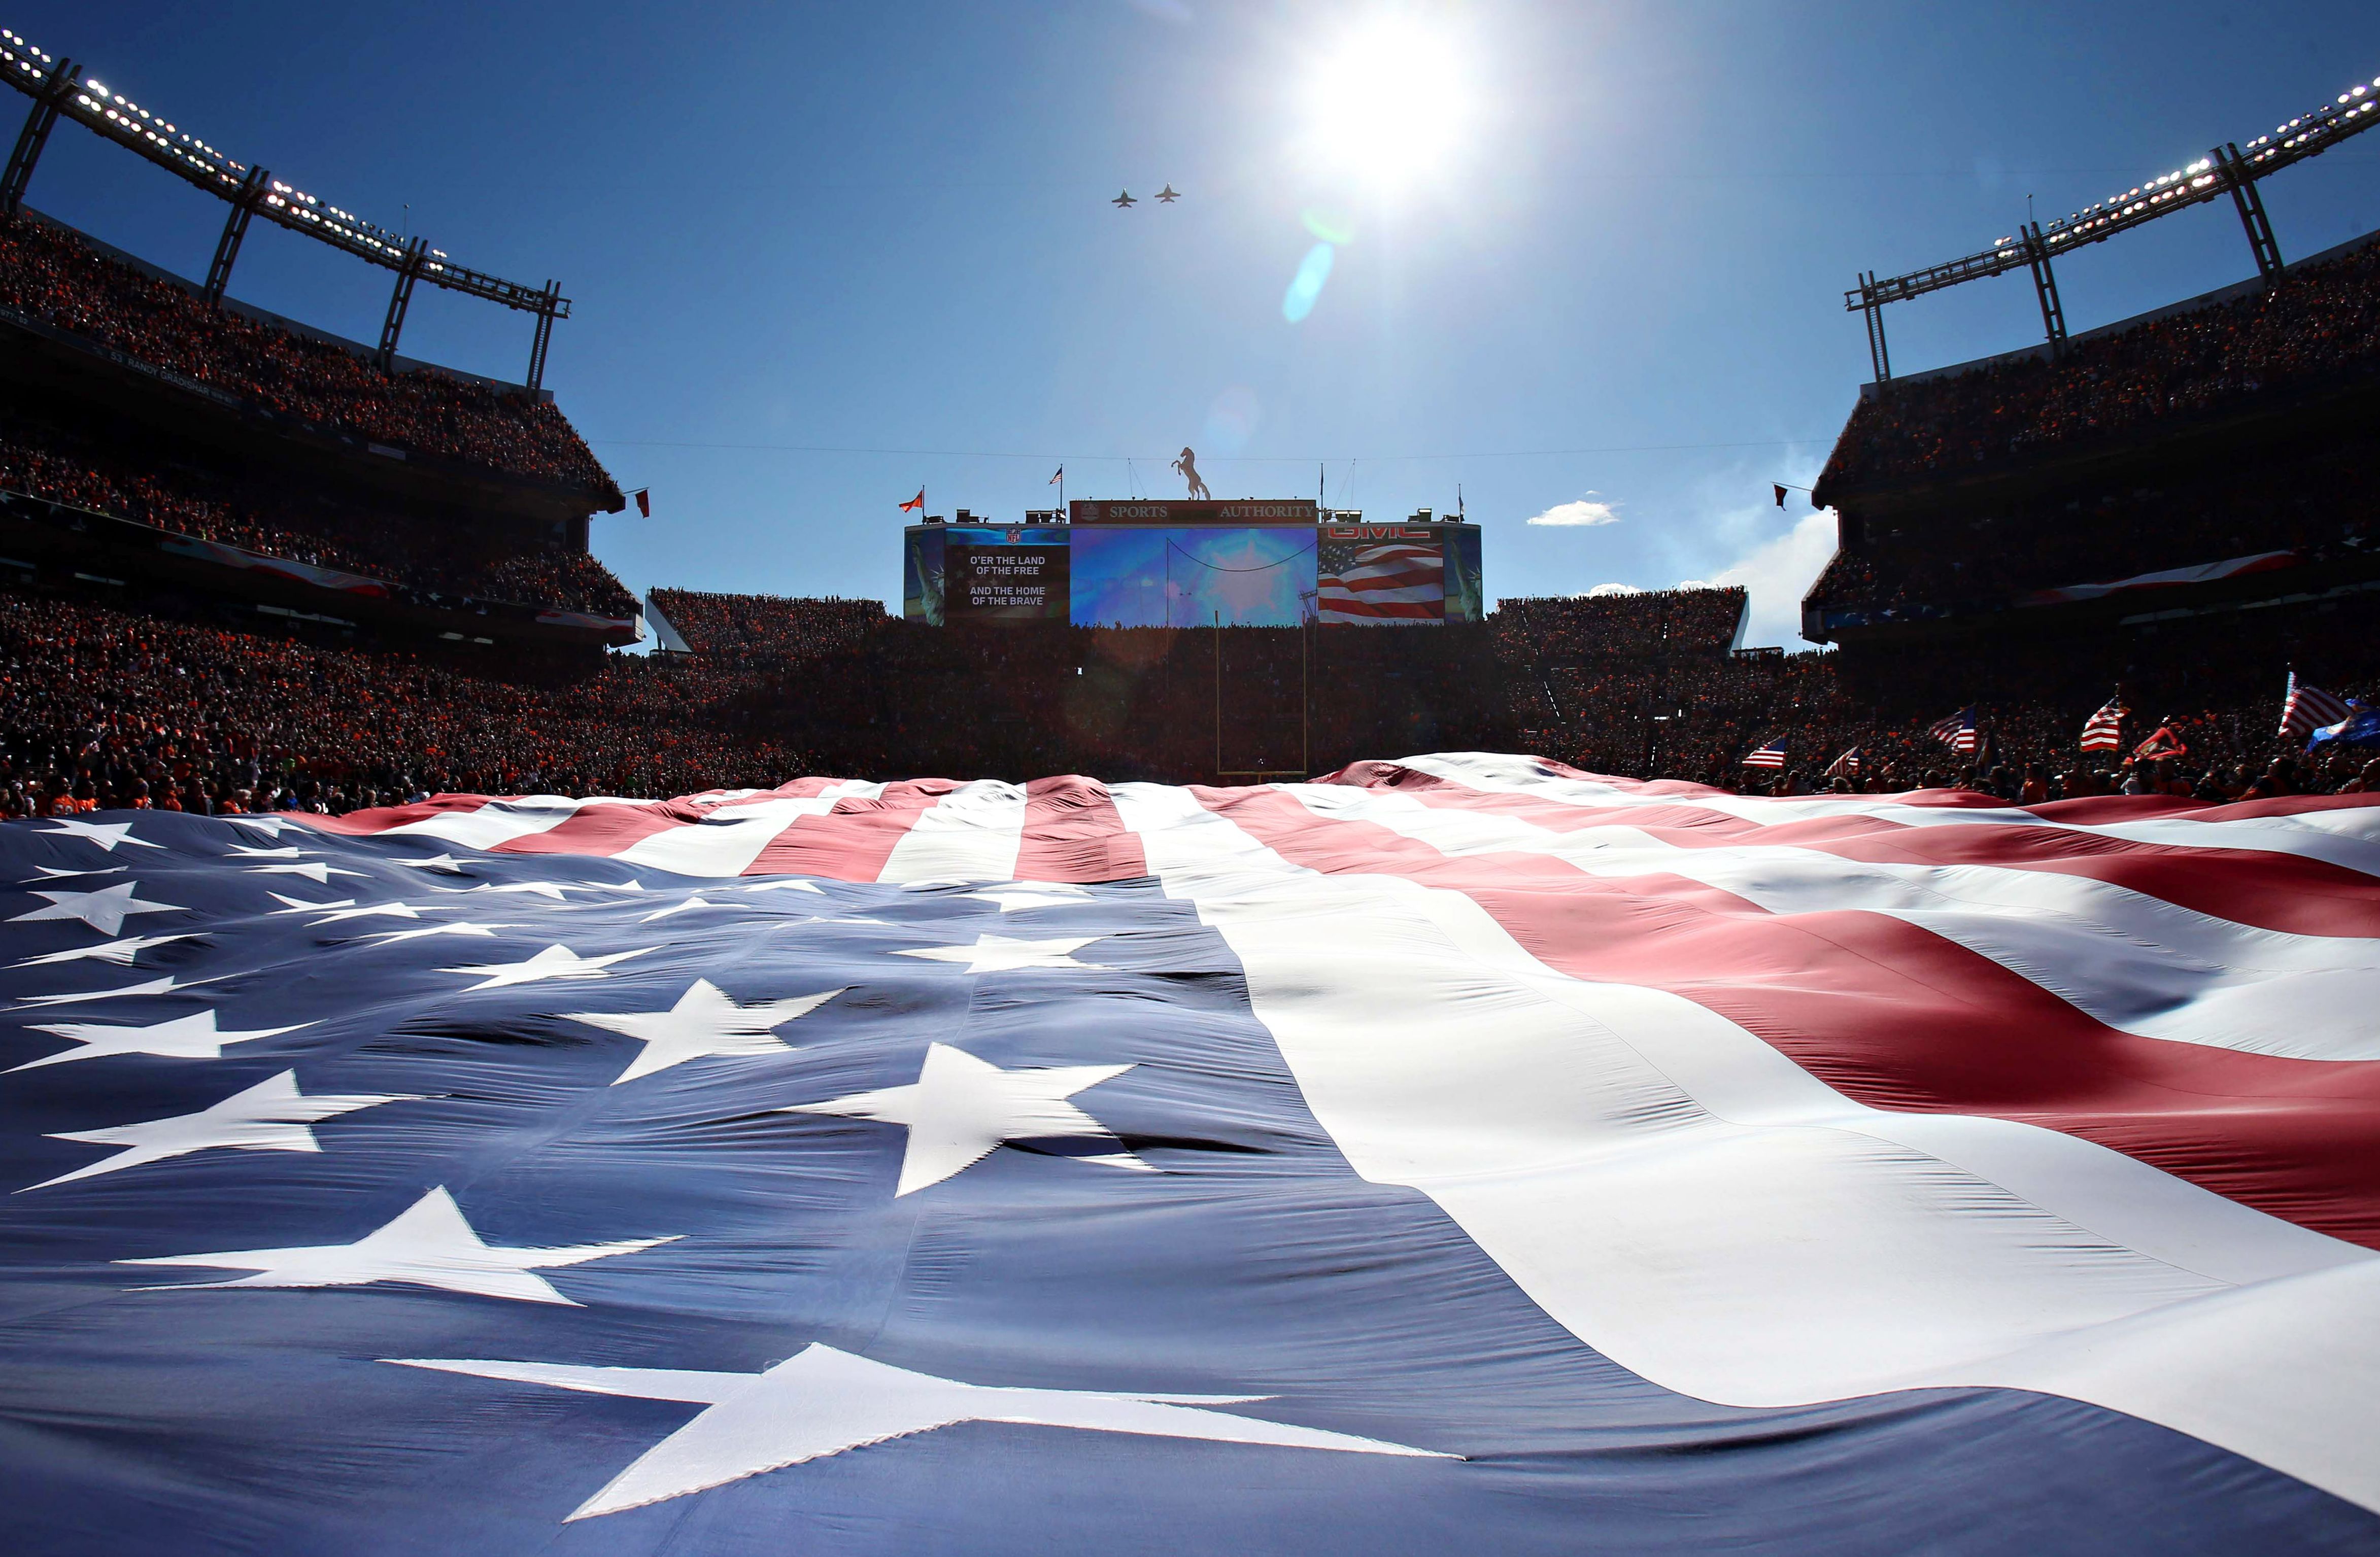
left=1317, top=539, right=1443, bottom=624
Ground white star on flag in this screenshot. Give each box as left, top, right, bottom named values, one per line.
left=27, top=1069, right=419, bottom=1189
left=20, top=864, right=128, bottom=881
left=964, top=884, right=1096, bottom=912
left=10, top=882, right=183, bottom=936
left=119, top=1186, right=674, bottom=1304
left=740, top=879, right=823, bottom=894
left=225, top=845, right=314, bottom=860
left=386, top=1344, right=1444, bottom=1520
left=563, top=978, right=847, bottom=1084
left=300, top=901, right=426, bottom=926
left=241, top=862, right=365, bottom=884
left=11, top=973, right=216, bottom=1008
left=440, top=944, right=654, bottom=992
left=225, top=815, right=309, bottom=838
left=37, top=817, right=160, bottom=852
left=357, top=921, right=514, bottom=948
left=464, top=881, right=587, bottom=901
left=391, top=853, right=470, bottom=874
left=11, top=931, right=198, bottom=967
left=12, top=1010, right=309, bottom=1071
left=893, top=934, right=1106, bottom=974
left=640, top=895, right=719, bottom=922
left=268, top=893, right=354, bottom=914
left=785, top=1042, right=1148, bottom=1194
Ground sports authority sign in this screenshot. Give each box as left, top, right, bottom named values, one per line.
left=1070, top=499, right=1319, bottom=525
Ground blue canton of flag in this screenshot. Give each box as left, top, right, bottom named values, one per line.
left=2, top=775, right=2377, bottom=1555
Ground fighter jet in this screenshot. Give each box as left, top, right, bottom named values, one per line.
left=1112, top=190, right=1136, bottom=209
left=1156, top=185, right=1180, bottom=203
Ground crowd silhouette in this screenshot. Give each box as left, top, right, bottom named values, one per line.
left=0, top=217, right=618, bottom=495
left=0, top=406, right=635, bottom=617
left=4, top=574, right=2372, bottom=820
left=1819, top=237, right=2380, bottom=491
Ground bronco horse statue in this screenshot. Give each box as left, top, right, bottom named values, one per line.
left=1173, top=446, right=1211, bottom=501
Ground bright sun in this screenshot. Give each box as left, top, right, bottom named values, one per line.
left=1300, top=16, right=1475, bottom=189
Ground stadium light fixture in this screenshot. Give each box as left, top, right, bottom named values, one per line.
left=1846, top=64, right=2380, bottom=380
left=0, top=28, right=572, bottom=387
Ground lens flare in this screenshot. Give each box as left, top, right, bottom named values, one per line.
left=1299, top=15, right=1475, bottom=189
left=1282, top=243, right=1335, bottom=323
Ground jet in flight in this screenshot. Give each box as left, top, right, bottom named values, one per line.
left=1112, top=190, right=1136, bottom=209
left=1156, top=185, right=1180, bottom=203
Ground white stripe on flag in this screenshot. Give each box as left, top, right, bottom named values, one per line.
left=382, top=796, right=592, bottom=851
left=877, top=780, right=1031, bottom=883
left=614, top=783, right=882, bottom=877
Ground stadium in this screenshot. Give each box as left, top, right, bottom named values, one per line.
left=5, top=14, right=2380, bottom=1557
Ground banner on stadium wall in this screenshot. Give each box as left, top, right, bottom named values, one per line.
left=945, top=526, right=1070, bottom=623
left=1071, top=499, right=1319, bottom=526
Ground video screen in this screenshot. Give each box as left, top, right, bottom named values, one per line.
left=1069, top=527, right=1319, bottom=627
left=943, top=526, right=1070, bottom=623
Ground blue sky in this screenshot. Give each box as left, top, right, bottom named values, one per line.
left=17, top=2, right=2380, bottom=645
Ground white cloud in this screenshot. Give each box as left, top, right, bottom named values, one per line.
left=1674, top=578, right=1715, bottom=591
left=1708, top=510, right=1839, bottom=649
left=1582, top=582, right=1642, bottom=597
left=1527, top=494, right=1621, bottom=527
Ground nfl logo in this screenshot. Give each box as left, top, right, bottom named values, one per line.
left=1005, top=528, right=1023, bottom=543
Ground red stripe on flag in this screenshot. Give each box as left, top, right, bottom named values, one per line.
left=743, top=780, right=954, bottom=879
left=1015, top=775, right=1148, bottom=882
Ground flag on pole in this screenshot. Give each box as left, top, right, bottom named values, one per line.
left=2132, top=725, right=2188, bottom=763
left=1823, top=746, right=1860, bottom=779
left=2280, top=672, right=2350, bottom=741
left=2080, top=698, right=2127, bottom=752
left=899, top=489, right=925, bottom=513
left=1049, top=466, right=1064, bottom=486
left=1772, top=485, right=1788, bottom=508
left=631, top=489, right=651, bottom=519
left=1927, top=708, right=1979, bottom=755
left=1743, top=740, right=1787, bottom=769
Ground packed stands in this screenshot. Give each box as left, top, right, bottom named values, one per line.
left=0, top=404, right=635, bottom=617
left=1816, top=233, right=2380, bottom=495
left=0, top=215, right=617, bottom=498
left=1492, top=586, right=1746, bottom=664
left=647, top=589, right=887, bottom=666
left=1804, top=443, right=2380, bottom=629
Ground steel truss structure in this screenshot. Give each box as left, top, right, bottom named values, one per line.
left=1848, top=70, right=2380, bottom=382
left=0, top=29, right=569, bottom=389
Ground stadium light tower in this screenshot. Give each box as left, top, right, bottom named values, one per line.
left=1847, top=70, right=2380, bottom=381
left=0, top=29, right=574, bottom=390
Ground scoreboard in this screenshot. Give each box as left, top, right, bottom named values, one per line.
left=904, top=504, right=1482, bottom=628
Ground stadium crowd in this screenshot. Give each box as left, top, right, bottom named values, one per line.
left=0, top=216, right=618, bottom=496
left=0, top=408, right=635, bottom=617
left=649, top=588, right=887, bottom=666
left=4, top=570, right=2373, bottom=822
left=1806, top=446, right=2379, bottom=624
left=1818, top=236, right=2380, bottom=492
left=0, top=589, right=815, bottom=817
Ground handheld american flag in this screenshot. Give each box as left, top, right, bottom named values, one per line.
left=2081, top=698, right=2128, bottom=752
left=1742, top=740, right=1787, bottom=769
left=1927, top=707, right=1980, bottom=755
left=6, top=758, right=2380, bottom=1554
left=1823, top=745, right=1861, bottom=779
left=2281, top=672, right=2351, bottom=741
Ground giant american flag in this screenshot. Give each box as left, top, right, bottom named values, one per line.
left=4, top=753, right=2378, bottom=1554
